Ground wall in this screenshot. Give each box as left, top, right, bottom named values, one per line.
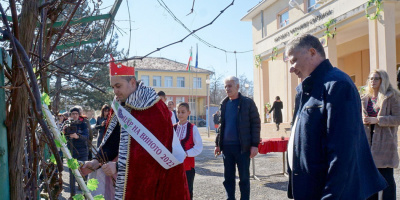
left=252, top=0, right=369, bottom=56
left=397, top=37, right=400, bottom=64
left=337, top=35, right=369, bottom=58
left=336, top=34, right=371, bottom=88
left=136, top=70, right=209, bottom=117
left=253, top=59, right=262, bottom=119
left=262, top=60, right=270, bottom=120
left=136, top=70, right=208, bottom=97
left=161, top=95, right=207, bottom=116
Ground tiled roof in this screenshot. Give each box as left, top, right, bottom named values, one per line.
left=123, top=57, right=213, bottom=74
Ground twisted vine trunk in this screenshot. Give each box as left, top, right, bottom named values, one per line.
left=52, top=75, right=62, bottom=114
left=6, top=0, right=39, bottom=199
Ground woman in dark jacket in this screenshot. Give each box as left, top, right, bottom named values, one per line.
left=96, top=104, right=110, bottom=147
left=269, top=96, right=283, bottom=131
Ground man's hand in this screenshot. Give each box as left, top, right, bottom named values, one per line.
left=70, top=133, right=79, bottom=139
left=214, top=147, right=221, bottom=157
left=101, top=121, right=106, bottom=126
left=102, top=162, right=117, bottom=176
left=250, top=147, right=258, bottom=158
left=363, top=117, right=379, bottom=124
left=80, top=160, right=100, bottom=176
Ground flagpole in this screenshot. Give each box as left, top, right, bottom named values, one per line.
left=188, top=47, right=193, bottom=122
left=195, top=44, right=198, bottom=125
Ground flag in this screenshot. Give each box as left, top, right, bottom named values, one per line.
left=195, top=44, right=198, bottom=68
left=186, top=48, right=193, bottom=71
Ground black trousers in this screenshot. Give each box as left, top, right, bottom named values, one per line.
left=222, top=145, right=250, bottom=200
left=367, top=168, right=396, bottom=200
left=186, top=168, right=195, bottom=200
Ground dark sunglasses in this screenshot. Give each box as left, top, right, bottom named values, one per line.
left=369, top=77, right=381, bottom=81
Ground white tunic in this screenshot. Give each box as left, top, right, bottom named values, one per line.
left=175, top=121, right=203, bottom=157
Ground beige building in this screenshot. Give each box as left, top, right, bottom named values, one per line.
left=126, top=57, right=213, bottom=119
left=242, top=0, right=400, bottom=126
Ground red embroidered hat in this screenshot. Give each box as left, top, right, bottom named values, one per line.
left=109, top=55, right=135, bottom=76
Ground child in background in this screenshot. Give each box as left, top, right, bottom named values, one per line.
left=174, top=102, right=203, bottom=200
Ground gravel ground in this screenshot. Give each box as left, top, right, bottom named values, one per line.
left=59, top=127, right=400, bottom=200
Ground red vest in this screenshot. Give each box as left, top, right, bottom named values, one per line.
left=174, top=123, right=195, bottom=171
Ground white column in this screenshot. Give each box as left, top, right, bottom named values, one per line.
left=377, top=2, right=397, bottom=86
left=286, top=62, right=295, bottom=123
left=284, top=59, right=288, bottom=123
left=253, top=58, right=264, bottom=122
left=324, top=37, right=338, bottom=67
left=368, top=19, right=379, bottom=72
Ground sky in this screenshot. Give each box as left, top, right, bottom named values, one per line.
left=101, top=0, right=260, bottom=81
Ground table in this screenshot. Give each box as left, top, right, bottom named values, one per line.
left=252, top=137, right=289, bottom=179
left=258, top=138, right=289, bottom=154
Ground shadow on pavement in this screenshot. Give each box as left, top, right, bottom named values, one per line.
left=195, top=166, right=224, bottom=177
left=263, top=181, right=288, bottom=191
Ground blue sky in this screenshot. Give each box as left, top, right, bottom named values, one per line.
left=102, top=0, right=260, bottom=81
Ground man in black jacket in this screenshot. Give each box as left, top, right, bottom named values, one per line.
left=63, top=107, right=89, bottom=198
left=214, top=76, right=260, bottom=200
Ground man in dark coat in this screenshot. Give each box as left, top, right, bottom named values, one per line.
left=285, top=34, right=387, bottom=199
left=214, top=76, right=260, bottom=200
left=212, top=110, right=220, bottom=133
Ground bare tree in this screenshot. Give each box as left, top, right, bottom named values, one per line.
left=209, top=70, right=254, bottom=104
left=0, top=0, right=115, bottom=198
left=209, top=69, right=225, bottom=104
left=238, top=74, right=254, bottom=99
left=6, top=1, right=39, bottom=199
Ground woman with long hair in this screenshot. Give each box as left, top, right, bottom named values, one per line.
left=95, top=104, right=110, bottom=148
left=56, top=113, right=65, bottom=131
left=269, top=96, right=283, bottom=131
left=362, top=69, right=400, bottom=200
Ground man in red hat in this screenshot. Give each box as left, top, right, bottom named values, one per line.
left=82, top=56, right=190, bottom=200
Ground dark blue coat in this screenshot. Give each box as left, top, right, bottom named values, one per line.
left=66, top=120, right=89, bottom=159
left=288, top=60, right=387, bottom=200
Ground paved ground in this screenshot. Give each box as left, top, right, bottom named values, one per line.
left=59, top=127, right=400, bottom=200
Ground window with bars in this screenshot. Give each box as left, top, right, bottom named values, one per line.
left=166, top=96, right=173, bottom=105
left=165, top=76, right=173, bottom=88
left=166, top=96, right=173, bottom=102
left=261, top=10, right=267, bottom=38
left=176, top=97, right=185, bottom=104
left=193, top=77, right=202, bottom=89
left=279, top=10, right=289, bottom=28
left=308, top=0, right=321, bottom=12
left=188, top=97, right=196, bottom=116
left=153, top=76, right=161, bottom=87
left=177, top=77, right=185, bottom=88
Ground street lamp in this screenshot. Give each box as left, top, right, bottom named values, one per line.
left=206, top=79, right=211, bottom=138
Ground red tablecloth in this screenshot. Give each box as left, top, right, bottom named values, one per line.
left=258, top=138, right=289, bottom=154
